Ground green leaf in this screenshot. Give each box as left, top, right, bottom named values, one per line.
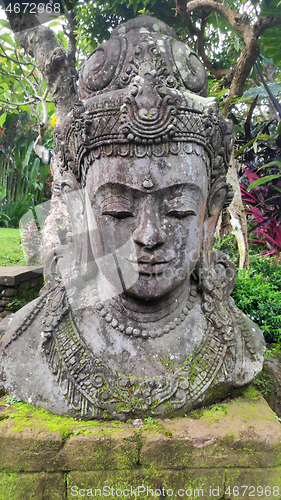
left=0, top=112, right=7, bottom=127
left=244, top=82, right=281, bottom=99
left=234, top=39, right=240, bottom=51
left=257, top=161, right=281, bottom=171
left=0, top=33, right=15, bottom=47
left=260, top=25, right=281, bottom=67
left=22, top=141, right=34, bottom=170
left=14, top=150, right=20, bottom=167
left=20, top=105, right=30, bottom=114
left=129, top=0, right=140, bottom=14
left=0, top=186, right=6, bottom=199
left=248, top=175, right=281, bottom=190
left=258, top=134, right=275, bottom=141
left=30, top=157, right=40, bottom=182
left=44, top=164, right=51, bottom=177
left=48, top=20, right=61, bottom=28
left=0, top=20, right=11, bottom=29
left=0, top=83, right=9, bottom=92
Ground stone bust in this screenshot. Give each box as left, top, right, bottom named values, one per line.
left=0, top=15, right=265, bottom=420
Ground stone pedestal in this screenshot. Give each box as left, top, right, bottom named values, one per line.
left=0, top=389, right=281, bottom=500
left=0, top=266, right=43, bottom=321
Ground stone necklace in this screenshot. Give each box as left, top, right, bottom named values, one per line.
left=39, top=280, right=231, bottom=418
left=91, top=283, right=198, bottom=339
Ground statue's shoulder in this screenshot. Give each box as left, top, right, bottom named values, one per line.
left=0, top=293, right=46, bottom=347
left=233, top=302, right=265, bottom=357
left=222, top=297, right=265, bottom=385
left=196, top=250, right=265, bottom=386
left=0, top=288, right=72, bottom=414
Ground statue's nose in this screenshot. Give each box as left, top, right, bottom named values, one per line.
left=132, top=208, right=166, bottom=248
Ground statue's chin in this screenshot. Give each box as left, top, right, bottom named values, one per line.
left=96, top=260, right=194, bottom=303
left=120, top=273, right=190, bottom=302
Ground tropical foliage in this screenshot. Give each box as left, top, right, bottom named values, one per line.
left=232, top=256, right=281, bottom=344
left=240, top=164, right=281, bottom=260
left=235, top=98, right=281, bottom=260
left=215, top=234, right=281, bottom=344
left=0, top=110, right=52, bottom=227
left=1, top=0, right=281, bottom=115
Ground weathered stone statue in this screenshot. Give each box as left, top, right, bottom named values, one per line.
left=0, top=15, right=265, bottom=420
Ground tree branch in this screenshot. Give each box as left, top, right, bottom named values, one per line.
left=183, top=0, right=251, bottom=36
left=65, top=10, right=77, bottom=73
left=0, top=98, right=36, bottom=107
left=41, top=88, right=49, bottom=125
left=254, top=16, right=281, bottom=38
left=33, top=89, right=49, bottom=158
left=176, top=0, right=261, bottom=116
left=0, top=43, right=36, bottom=66
left=5, top=11, right=78, bottom=123
left=0, top=67, right=31, bottom=98
left=196, top=13, right=229, bottom=80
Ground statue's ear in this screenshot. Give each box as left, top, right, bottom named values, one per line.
left=201, top=179, right=230, bottom=266
left=207, top=179, right=229, bottom=217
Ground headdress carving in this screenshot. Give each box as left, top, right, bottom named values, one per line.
left=54, top=15, right=233, bottom=188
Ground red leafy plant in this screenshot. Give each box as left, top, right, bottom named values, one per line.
left=236, top=98, right=281, bottom=260
left=240, top=167, right=281, bottom=260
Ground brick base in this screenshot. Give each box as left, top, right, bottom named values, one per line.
left=1, top=390, right=281, bottom=500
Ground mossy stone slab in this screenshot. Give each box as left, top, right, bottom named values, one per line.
left=0, top=472, right=65, bottom=500
left=225, top=467, right=281, bottom=500
left=140, top=392, right=281, bottom=469
left=0, top=424, right=63, bottom=472
left=1, top=390, right=281, bottom=482
left=67, top=469, right=225, bottom=499
left=55, top=429, right=139, bottom=471
left=0, top=398, right=139, bottom=472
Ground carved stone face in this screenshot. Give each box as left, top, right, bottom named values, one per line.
left=85, top=153, right=208, bottom=300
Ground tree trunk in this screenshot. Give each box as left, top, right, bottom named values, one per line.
left=5, top=12, right=78, bottom=123
left=224, top=154, right=249, bottom=269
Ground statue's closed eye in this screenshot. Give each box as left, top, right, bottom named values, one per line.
left=166, top=210, right=196, bottom=219
left=102, top=210, right=133, bottom=219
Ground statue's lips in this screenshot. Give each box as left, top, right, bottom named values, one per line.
left=127, top=258, right=171, bottom=275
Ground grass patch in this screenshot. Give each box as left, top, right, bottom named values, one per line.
left=0, top=228, right=25, bottom=266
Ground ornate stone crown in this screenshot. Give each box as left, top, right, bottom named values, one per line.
left=53, top=15, right=233, bottom=188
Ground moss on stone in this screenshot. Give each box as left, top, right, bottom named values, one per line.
left=0, top=472, right=65, bottom=500
left=200, top=404, right=228, bottom=424
left=1, top=394, right=281, bottom=483
left=0, top=397, right=99, bottom=440
left=67, top=468, right=226, bottom=500
left=240, top=385, right=264, bottom=401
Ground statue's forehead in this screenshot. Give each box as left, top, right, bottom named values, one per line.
left=87, top=153, right=208, bottom=195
